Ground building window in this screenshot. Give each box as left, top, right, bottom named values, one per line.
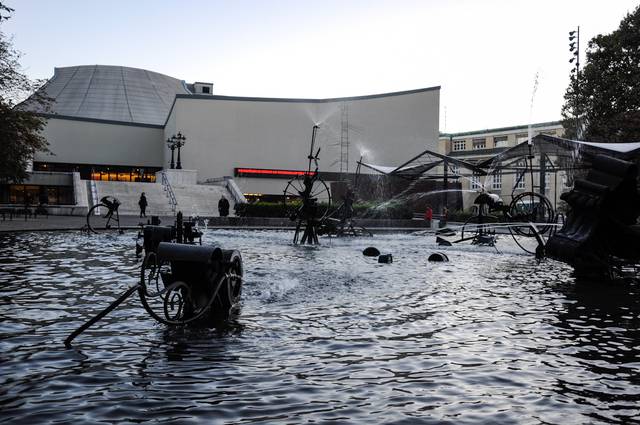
left=516, top=173, right=526, bottom=189
left=494, top=136, right=508, bottom=148
left=449, top=163, right=460, bottom=176
left=516, top=133, right=528, bottom=144
left=202, top=86, right=210, bottom=94
left=472, top=138, right=486, bottom=150
left=544, top=172, right=553, bottom=192
left=491, top=171, right=502, bottom=190
left=452, top=140, right=466, bottom=151
left=471, top=173, right=481, bottom=190
left=0, top=184, right=74, bottom=205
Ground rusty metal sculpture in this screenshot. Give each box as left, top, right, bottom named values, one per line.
left=283, top=125, right=332, bottom=244
left=86, top=196, right=122, bottom=234
left=65, top=212, right=242, bottom=346
left=320, top=159, right=372, bottom=237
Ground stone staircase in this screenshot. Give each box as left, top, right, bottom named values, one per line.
left=91, top=180, right=234, bottom=217
left=93, top=181, right=175, bottom=216
left=172, top=183, right=234, bottom=217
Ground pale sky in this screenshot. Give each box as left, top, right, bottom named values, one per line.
left=3, top=0, right=638, bottom=132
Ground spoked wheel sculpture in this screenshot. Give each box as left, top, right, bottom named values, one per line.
left=507, top=192, right=555, bottom=236
left=320, top=159, right=372, bottom=238
left=450, top=191, right=555, bottom=256
left=86, top=196, right=122, bottom=234
left=139, top=247, right=243, bottom=326
left=284, top=125, right=332, bottom=244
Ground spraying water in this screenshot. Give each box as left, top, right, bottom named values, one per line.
left=527, top=71, right=540, bottom=144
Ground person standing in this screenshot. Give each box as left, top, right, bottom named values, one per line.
left=218, top=195, right=230, bottom=217
left=138, top=192, right=148, bottom=218
left=424, top=205, right=433, bottom=227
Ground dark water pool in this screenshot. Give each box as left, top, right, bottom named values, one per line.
left=0, top=230, right=639, bottom=424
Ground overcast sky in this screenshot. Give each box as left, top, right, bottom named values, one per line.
left=3, top=0, right=638, bottom=132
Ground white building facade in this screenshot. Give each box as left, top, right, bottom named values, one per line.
left=24, top=65, right=440, bottom=200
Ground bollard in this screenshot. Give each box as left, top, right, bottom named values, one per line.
left=428, top=252, right=449, bottom=262
left=378, top=254, right=393, bottom=263
left=363, top=247, right=381, bottom=257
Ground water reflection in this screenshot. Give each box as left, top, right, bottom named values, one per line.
left=0, top=230, right=638, bottom=423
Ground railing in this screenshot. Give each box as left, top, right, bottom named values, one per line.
left=160, top=171, right=178, bottom=214
left=90, top=180, right=100, bottom=215
left=201, top=176, right=248, bottom=204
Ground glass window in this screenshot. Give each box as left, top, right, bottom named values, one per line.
left=449, top=164, right=459, bottom=175
left=491, top=171, right=502, bottom=190
left=516, top=173, right=526, bottom=189
left=472, top=138, right=486, bottom=149
left=452, top=140, right=466, bottom=151
left=516, top=133, right=528, bottom=144
left=471, top=174, right=481, bottom=190
left=544, top=172, right=553, bottom=192
left=9, top=185, right=24, bottom=203
left=494, top=136, right=508, bottom=148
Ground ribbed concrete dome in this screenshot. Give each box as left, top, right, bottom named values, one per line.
left=27, top=65, right=191, bottom=126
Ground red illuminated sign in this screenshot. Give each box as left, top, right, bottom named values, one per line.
left=235, top=168, right=316, bottom=178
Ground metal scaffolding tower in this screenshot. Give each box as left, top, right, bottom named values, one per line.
left=339, top=102, right=349, bottom=179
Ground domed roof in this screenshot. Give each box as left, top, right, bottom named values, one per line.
left=26, top=65, right=191, bottom=126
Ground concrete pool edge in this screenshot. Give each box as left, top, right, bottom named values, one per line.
left=0, top=215, right=445, bottom=234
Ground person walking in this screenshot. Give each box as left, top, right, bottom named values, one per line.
left=218, top=195, right=230, bottom=217
left=138, top=192, right=148, bottom=218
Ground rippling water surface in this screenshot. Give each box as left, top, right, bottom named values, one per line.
left=0, top=230, right=639, bottom=424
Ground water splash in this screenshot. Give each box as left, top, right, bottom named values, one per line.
left=527, top=71, right=540, bottom=145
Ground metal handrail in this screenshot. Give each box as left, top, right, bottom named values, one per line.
left=160, top=171, right=177, bottom=214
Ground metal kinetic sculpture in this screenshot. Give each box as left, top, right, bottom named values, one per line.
left=321, top=158, right=372, bottom=237
left=283, top=125, right=332, bottom=244
left=546, top=154, right=640, bottom=279
left=65, top=212, right=243, bottom=346
left=436, top=142, right=555, bottom=255
left=86, top=196, right=122, bottom=234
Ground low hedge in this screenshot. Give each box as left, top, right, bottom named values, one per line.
left=236, top=200, right=414, bottom=220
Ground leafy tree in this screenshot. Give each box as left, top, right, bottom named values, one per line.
left=561, top=5, right=640, bottom=142
left=0, top=2, right=50, bottom=184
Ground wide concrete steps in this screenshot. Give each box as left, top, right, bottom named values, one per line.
left=93, top=181, right=174, bottom=216
left=91, top=181, right=235, bottom=217
left=172, top=184, right=234, bottom=217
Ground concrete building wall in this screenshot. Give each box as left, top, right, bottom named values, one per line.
left=35, top=118, right=165, bottom=167
left=166, top=88, right=439, bottom=194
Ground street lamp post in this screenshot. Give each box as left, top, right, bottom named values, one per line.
left=173, top=132, right=186, bottom=169
left=569, top=27, right=580, bottom=138
left=166, top=138, right=176, bottom=169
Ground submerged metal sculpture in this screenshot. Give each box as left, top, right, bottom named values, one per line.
left=66, top=212, right=242, bottom=346
left=86, top=196, right=122, bottom=234
left=283, top=125, right=332, bottom=244
left=546, top=154, right=640, bottom=279
left=321, top=159, right=372, bottom=237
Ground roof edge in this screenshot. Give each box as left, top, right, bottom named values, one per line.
left=174, top=86, right=441, bottom=104
left=39, top=113, right=165, bottom=129
left=441, top=120, right=562, bottom=138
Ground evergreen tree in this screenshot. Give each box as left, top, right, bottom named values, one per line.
left=0, top=2, right=50, bottom=184
left=561, top=6, right=640, bottom=142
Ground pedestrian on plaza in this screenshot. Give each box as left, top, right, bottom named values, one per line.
left=424, top=205, right=433, bottom=227
left=218, top=195, right=230, bottom=217
left=138, top=192, right=148, bottom=218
